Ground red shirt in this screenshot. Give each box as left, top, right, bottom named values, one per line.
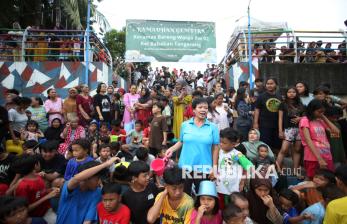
left=97, top=202, right=131, bottom=224
left=111, top=129, right=127, bottom=144
left=184, top=104, right=194, bottom=119
left=143, top=127, right=150, bottom=138
left=15, top=175, right=50, bottom=217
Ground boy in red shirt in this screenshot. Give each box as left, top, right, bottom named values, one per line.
left=13, top=154, right=59, bottom=222
left=110, top=120, right=127, bottom=144
left=97, top=183, right=131, bottom=224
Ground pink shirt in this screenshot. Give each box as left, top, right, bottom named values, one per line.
left=44, top=98, right=64, bottom=125
left=190, top=209, right=222, bottom=224
left=299, top=116, right=332, bottom=161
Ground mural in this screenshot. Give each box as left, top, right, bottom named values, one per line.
left=228, top=61, right=259, bottom=89
left=0, top=61, right=114, bottom=103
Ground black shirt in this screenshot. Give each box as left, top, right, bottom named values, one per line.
left=0, top=106, right=9, bottom=140
left=255, top=91, right=282, bottom=128
left=122, top=182, right=160, bottom=224
left=39, top=154, right=67, bottom=175
left=0, top=154, right=16, bottom=184
left=93, top=94, right=111, bottom=122
left=279, top=102, right=305, bottom=129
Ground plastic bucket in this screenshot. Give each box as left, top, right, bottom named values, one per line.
left=151, top=158, right=166, bottom=176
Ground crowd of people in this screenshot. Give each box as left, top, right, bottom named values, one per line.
left=0, top=64, right=347, bottom=224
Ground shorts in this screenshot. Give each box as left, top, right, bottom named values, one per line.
left=304, top=160, right=335, bottom=178
left=284, top=127, right=301, bottom=142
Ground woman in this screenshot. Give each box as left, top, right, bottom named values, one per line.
left=106, top=85, right=114, bottom=99
left=8, top=97, right=31, bottom=144
left=235, top=88, right=253, bottom=141
left=295, top=81, right=314, bottom=106
left=58, top=117, right=86, bottom=156
left=93, top=82, right=111, bottom=123
left=44, top=118, right=63, bottom=142
left=44, top=88, right=64, bottom=126
left=122, top=85, right=140, bottom=133
left=135, top=88, right=152, bottom=128
left=166, top=97, right=220, bottom=196
left=246, top=178, right=282, bottom=224
left=172, top=79, right=192, bottom=139
left=253, top=78, right=282, bottom=151
left=76, top=84, right=93, bottom=127
left=242, top=129, right=275, bottom=161
left=63, top=87, right=78, bottom=122
left=214, top=93, right=231, bottom=131
left=27, top=97, right=48, bottom=132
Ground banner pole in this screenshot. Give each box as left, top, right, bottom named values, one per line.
left=247, top=0, right=253, bottom=89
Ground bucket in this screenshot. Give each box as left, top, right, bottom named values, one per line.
left=151, top=157, right=168, bottom=176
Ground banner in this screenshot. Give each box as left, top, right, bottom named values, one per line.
left=125, top=20, right=216, bottom=63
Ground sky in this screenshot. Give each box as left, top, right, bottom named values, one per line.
left=96, top=0, right=347, bottom=70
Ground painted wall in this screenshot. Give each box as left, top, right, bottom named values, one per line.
left=0, top=61, right=119, bottom=103
left=229, top=61, right=259, bottom=89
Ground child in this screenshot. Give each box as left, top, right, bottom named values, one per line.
left=325, top=106, right=346, bottom=166
left=184, top=91, right=203, bottom=120
left=277, top=87, right=305, bottom=172
left=58, top=117, right=86, bottom=156
left=122, top=161, right=159, bottom=224
left=0, top=196, right=47, bottom=224
left=133, top=147, right=155, bottom=167
left=56, top=158, right=119, bottom=224
left=154, top=148, right=176, bottom=188
left=300, top=184, right=344, bottom=224
left=161, top=96, right=172, bottom=129
left=63, top=139, right=94, bottom=181
left=22, top=140, right=39, bottom=155
left=149, top=102, right=168, bottom=156
left=0, top=146, right=16, bottom=196
left=12, top=155, right=59, bottom=223
left=279, top=188, right=313, bottom=224
left=20, top=120, right=44, bottom=141
left=254, top=144, right=275, bottom=169
left=191, top=180, right=222, bottom=224
left=121, top=120, right=144, bottom=158
left=110, top=119, right=127, bottom=144
left=217, top=128, right=252, bottom=209
left=299, top=99, right=340, bottom=179
left=290, top=168, right=336, bottom=206
left=222, top=203, right=246, bottom=224
left=97, top=183, right=131, bottom=224
left=95, top=144, right=115, bottom=182
left=147, top=166, right=194, bottom=224
left=99, top=122, right=110, bottom=138
left=86, top=119, right=99, bottom=144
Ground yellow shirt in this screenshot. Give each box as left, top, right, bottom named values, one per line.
left=324, top=196, right=347, bottom=224
left=172, top=95, right=192, bottom=139
left=156, top=192, right=194, bottom=224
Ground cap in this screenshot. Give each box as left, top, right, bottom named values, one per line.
left=197, top=181, right=218, bottom=198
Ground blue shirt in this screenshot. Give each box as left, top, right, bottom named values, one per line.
left=56, top=181, right=101, bottom=224
left=64, top=156, right=94, bottom=180
left=178, top=118, right=220, bottom=173
left=283, top=207, right=299, bottom=224
left=300, top=202, right=325, bottom=224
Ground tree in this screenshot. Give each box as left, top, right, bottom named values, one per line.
left=103, top=28, right=126, bottom=63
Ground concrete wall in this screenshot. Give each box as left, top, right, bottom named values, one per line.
left=259, top=63, right=347, bottom=95
left=0, top=61, right=128, bottom=104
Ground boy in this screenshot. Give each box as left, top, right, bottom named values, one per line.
left=97, top=183, right=131, bottom=224
left=161, top=96, right=172, bottom=129
left=147, top=166, right=194, bottom=224
left=121, top=120, right=144, bottom=158
left=95, top=144, right=115, bottom=182
left=12, top=155, right=59, bottom=222
left=324, top=164, right=347, bottom=223
left=39, top=140, right=67, bottom=184
left=149, top=102, right=168, bottom=156
left=254, top=144, right=275, bottom=169
left=22, top=140, right=39, bottom=155
left=133, top=147, right=155, bottom=167
left=222, top=203, right=247, bottom=224
left=122, top=161, right=159, bottom=224
left=64, top=139, right=94, bottom=180
left=217, top=128, right=251, bottom=209
left=57, top=157, right=119, bottom=224
left=110, top=119, right=127, bottom=144
left=0, top=146, right=16, bottom=195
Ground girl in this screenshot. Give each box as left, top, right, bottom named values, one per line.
left=20, top=120, right=44, bottom=141
left=99, top=122, right=110, bottom=138
left=214, top=93, right=231, bottom=131
left=299, top=99, right=340, bottom=179
left=93, top=83, right=111, bottom=122
left=86, top=120, right=99, bottom=144
left=135, top=88, right=152, bottom=128
left=44, top=88, right=64, bottom=126
left=122, top=85, right=140, bottom=133
left=58, top=117, right=86, bottom=156
left=191, top=181, right=222, bottom=224
left=295, top=81, right=314, bottom=106
left=27, top=97, right=48, bottom=132
left=277, top=87, right=305, bottom=173
left=76, top=84, right=93, bottom=127
left=235, top=88, right=253, bottom=142
left=44, top=118, right=63, bottom=142
left=206, top=97, right=221, bottom=128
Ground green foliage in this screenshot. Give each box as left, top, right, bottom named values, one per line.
left=104, top=28, right=126, bottom=61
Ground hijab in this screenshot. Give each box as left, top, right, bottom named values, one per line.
left=138, top=88, right=151, bottom=104
left=44, top=118, right=63, bottom=142
left=172, top=79, right=192, bottom=97
left=242, top=129, right=275, bottom=161
left=246, top=178, right=277, bottom=224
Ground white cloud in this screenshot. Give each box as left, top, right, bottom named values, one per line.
left=125, top=50, right=158, bottom=62
left=178, top=48, right=217, bottom=63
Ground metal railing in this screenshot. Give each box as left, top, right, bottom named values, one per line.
left=225, top=30, right=347, bottom=64
left=0, top=28, right=112, bottom=65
